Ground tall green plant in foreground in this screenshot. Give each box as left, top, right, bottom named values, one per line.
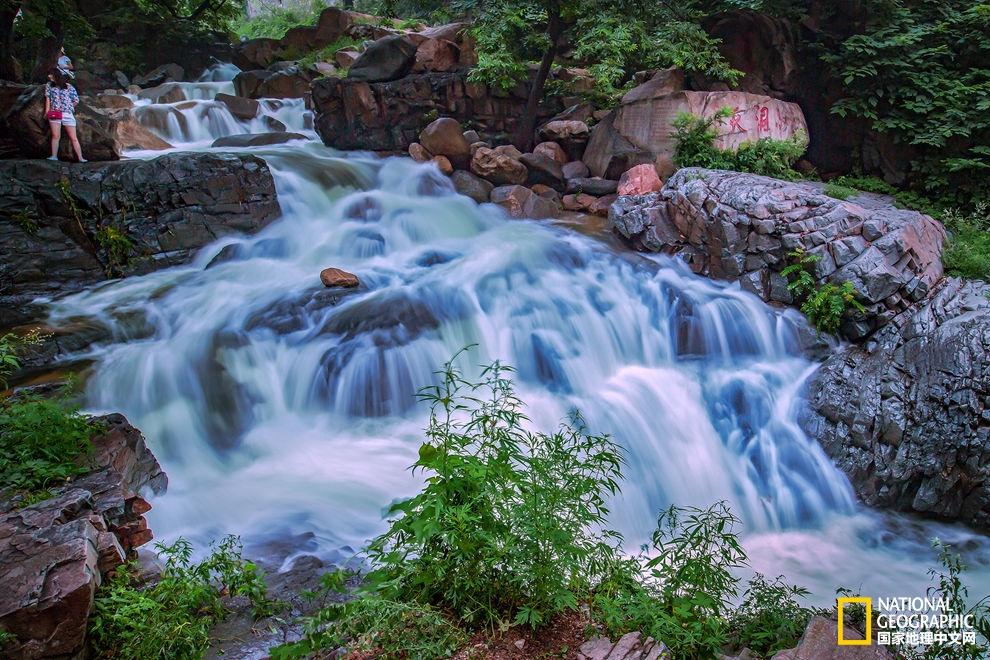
left=781, top=248, right=865, bottom=334
left=89, top=536, right=272, bottom=660
left=941, top=202, right=990, bottom=281
left=366, top=356, right=624, bottom=629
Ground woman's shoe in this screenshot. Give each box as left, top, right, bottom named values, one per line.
left=78, top=158, right=87, bottom=163
left=47, top=156, right=58, bottom=161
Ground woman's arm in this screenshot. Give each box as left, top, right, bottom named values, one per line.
left=44, top=87, right=50, bottom=113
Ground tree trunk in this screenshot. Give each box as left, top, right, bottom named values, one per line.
left=30, top=12, right=62, bottom=82
left=0, top=2, right=21, bottom=81
left=514, top=1, right=561, bottom=151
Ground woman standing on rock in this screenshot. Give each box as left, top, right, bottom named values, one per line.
left=44, top=68, right=86, bottom=163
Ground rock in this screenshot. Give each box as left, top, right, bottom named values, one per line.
left=233, top=38, right=282, bottom=71
left=562, top=160, right=590, bottom=180
left=1, top=85, right=121, bottom=161
left=469, top=140, right=488, bottom=156
left=534, top=140, right=568, bottom=163
left=566, top=177, right=618, bottom=196
left=408, top=142, right=432, bottom=162
left=578, top=631, right=671, bottom=659
left=0, top=154, right=280, bottom=316
left=584, top=89, right=807, bottom=179
left=432, top=154, right=453, bottom=174
left=113, top=70, right=130, bottom=89
left=114, top=112, right=173, bottom=151
left=490, top=185, right=559, bottom=219
left=215, top=93, right=260, bottom=120
left=539, top=119, right=590, bottom=141
left=462, top=129, right=480, bottom=143
left=414, top=38, right=459, bottom=73
left=347, top=35, right=417, bottom=83
left=136, top=82, right=185, bottom=104
left=314, top=61, right=337, bottom=77
left=590, top=194, right=618, bottom=217
left=95, top=93, right=134, bottom=110
left=802, top=279, right=990, bottom=529
left=132, top=63, right=184, bottom=87
left=620, top=68, right=685, bottom=104
left=312, top=71, right=561, bottom=152
left=419, top=117, right=471, bottom=169
left=520, top=152, right=565, bottom=191
left=450, top=170, right=493, bottom=203
left=233, top=69, right=275, bottom=98
left=617, top=163, right=662, bottom=195
left=211, top=132, right=307, bottom=148
left=0, top=414, right=166, bottom=659
left=562, top=193, right=596, bottom=212
left=320, top=267, right=360, bottom=288
left=494, top=144, right=523, bottom=160
left=236, top=67, right=311, bottom=99
left=772, top=617, right=891, bottom=659
left=470, top=146, right=528, bottom=185
left=610, top=169, right=945, bottom=339
left=334, top=48, right=360, bottom=69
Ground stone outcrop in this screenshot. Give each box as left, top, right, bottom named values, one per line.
left=232, top=7, right=354, bottom=70
left=0, top=414, right=166, bottom=659
left=1, top=85, right=121, bottom=161
left=490, top=185, right=559, bottom=219
left=347, top=35, right=417, bottom=83
left=771, top=617, right=891, bottom=659
left=584, top=86, right=807, bottom=180
left=802, top=278, right=990, bottom=529
left=609, top=169, right=945, bottom=339
left=0, top=154, right=280, bottom=328
left=578, top=632, right=671, bottom=660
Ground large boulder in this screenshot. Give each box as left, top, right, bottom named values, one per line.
left=233, top=69, right=275, bottom=98
left=232, top=38, right=282, bottom=71
left=0, top=153, right=280, bottom=326
left=490, top=184, right=559, bottom=219
left=414, top=38, right=459, bottom=73
left=131, top=63, right=184, bottom=88
left=234, top=68, right=311, bottom=99
left=450, top=170, right=493, bottom=203
left=520, top=152, right=565, bottom=191
left=584, top=89, right=808, bottom=179
left=347, top=35, right=417, bottom=83
left=136, top=82, right=185, bottom=104
left=0, top=414, right=166, bottom=659
left=610, top=169, right=945, bottom=339
left=771, top=616, right=892, bottom=659
left=471, top=146, right=528, bottom=185
left=418, top=117, right=471, bottom=169
left=617, top=163, right=662, bottom=195
left=113, top=111, right=173, bottom=151
left=1, top=85, right=121, bottom=161
left=215, top=93, right=260, bottom=120
left=211, top=132, right=307, bottom=148
left=802, top=278, right=990, bottom=529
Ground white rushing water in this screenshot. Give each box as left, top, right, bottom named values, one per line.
left=46, top=76, right=990, bottom=603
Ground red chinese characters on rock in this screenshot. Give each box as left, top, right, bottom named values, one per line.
left=728, top=107, right=745, bottom=133
left=756, top=106, right=770, bottom=132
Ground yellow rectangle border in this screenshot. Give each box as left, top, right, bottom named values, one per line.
left=837, top=597, right=872, bottom=646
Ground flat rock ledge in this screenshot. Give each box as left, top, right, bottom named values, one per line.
left=802, top=278, right=990, bottom=529
left=0, top=414, right=166, bottom=659
left=0, top=153, right=281, bottom=329
left=609, top=168, right=945, bottom=340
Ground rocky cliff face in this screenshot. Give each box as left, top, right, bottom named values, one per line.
left=0, top=153, right=280, bottom=329
left=802, top=278, right=990, bottom=529
left=610, top=169, right=945, bottom=339
left=0, top=414, right=166, bottom=659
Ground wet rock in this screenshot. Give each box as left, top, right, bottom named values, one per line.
left=471, top=146, right=528, bottom=185
left=589, top=194, right=618, bottom=217
left=95, top=93, right=134, bottom=110
left=1, top=85, right=120, bottom=161
left=215, top=93, right=260, bottom=120
left=132, top=63, right=184, bottom=88
left=803, top=279, right=990, bottom=529
left=232, top=69, right=274, bottom=98
left=408, top=141, right=432, bottom=162
left=450, top=170, right=493, bottom=203
left=431, top=154, right=453, bottom=174
left=419, top=117, right=471, bottom=169
left=610, top=169, right=945, bottom=339
left=566, top=177, right=618, bottom=196
left=0, top=154, right=281, bottom=315
left=490, top=185, right=559, bottom=219
left=254, top=66, right=312, bottom=99
left=320, top=267, right=360, bottom=288
left=211, top=132, right=307, bottom=148
left=347, top=35, right=417, bottom=83
left=113, top=111, right=173, bottom=151
left=0, top=414, right=166, bottom=659
left=562, top=193, right=596, bottom=212
left=136, top=82, right=185, bottom=104
left=617, top=163, right=662, bottom=195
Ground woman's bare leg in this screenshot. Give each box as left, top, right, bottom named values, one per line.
left=48, top=121, right=61, bottom=158
left=64, top=124, right=84, bottom=162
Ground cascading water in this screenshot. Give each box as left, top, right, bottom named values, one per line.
left=47, top=84, right=990, bottom=602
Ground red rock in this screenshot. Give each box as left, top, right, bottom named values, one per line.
left=617, top=163, right=663, bottom=195
left=419, top=117, right=471, bottom=168
left=562, top=193, right=596, bottom=211
left=538, top=119, right=589, bottom=141
left=335, top=49, right=360, bottom=69
left=493, top=144, right=523, bottom=160
left=589, top=193, right=618, bottom=217
left=490, top=185, right=559, bottom=219
left=470, top=147, right=528, bottom=185
left=432, top=154, right=454, bottom=174
left=414, top=38, right=459, bottom=73
left=320, top=267, right=360, bottom=288
left=534, top=140, right=568, bottom=163
left=408, top=142, right=432, bottom=162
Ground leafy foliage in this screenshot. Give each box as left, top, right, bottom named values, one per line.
left=89, top=536, right=273, bottom=660
left=729, top=574, right=816, bottom=656
left=96, top=225, right=134, bottom=275
left=231, top=0, right=325, bottom=40
left=671, top=109, right=807, bottom=179
left=781, top=248, right=866, bottom=334
left=365, top=356, right=624, bottom=629
left=824, top=1, right=990, bottom=208
left=823, top=182, right=858, bottom=200
left=939, top=203, right=990, bottom=281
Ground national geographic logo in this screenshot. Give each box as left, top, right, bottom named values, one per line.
left=836, top=596, right=978, bottom=648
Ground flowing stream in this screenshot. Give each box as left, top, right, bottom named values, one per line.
left=48, top=74, right=990, bottom=603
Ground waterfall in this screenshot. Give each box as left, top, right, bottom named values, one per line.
left=47, top=97, right=990, bottom=602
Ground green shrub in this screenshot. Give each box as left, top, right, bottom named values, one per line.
left=941, top=203, right=990, bottom=281
left=781, top=248, right=866, bottom=334
left=828, top=175, right=942, bottom=218
left=296, top=35, right=363, bottom=70
left=231, top=1, right=324, bottom=40
left=729, top=574, right=816, bottom=657
left=823, top=182, right=858, bottom=200
left=95, top=225, right=134, bottom=275
left=271, top=570, right=466, bottom=659
left=364, top=356, right=624, bottom=630
left=89, top=536, right=273, bottom=660
left=672, top=109, right=807, bottom=180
